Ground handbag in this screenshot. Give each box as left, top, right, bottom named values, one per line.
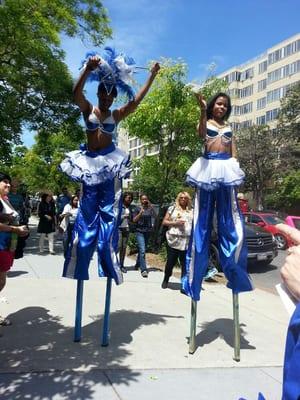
left=59, top=217, right=67, bottom=233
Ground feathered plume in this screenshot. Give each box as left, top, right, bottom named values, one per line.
left=81, top=47, right=136, bottom=100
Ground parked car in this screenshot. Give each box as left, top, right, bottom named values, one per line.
left=209, top=222, right=278, bottom=270
left=285, top=215, right=300, bottom=230
left=242, top=212, right=293, bottom=250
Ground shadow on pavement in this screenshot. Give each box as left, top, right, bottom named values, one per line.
left=7, top=270, right=29, bottom=278
left=0, top=307, right=175, bottom=399
left=194, top=319, right=256, bottom=351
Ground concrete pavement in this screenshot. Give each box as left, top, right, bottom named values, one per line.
left=0, top=218, right=289, bottom=399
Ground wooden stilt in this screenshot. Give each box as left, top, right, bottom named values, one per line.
left=189, top=300, right=197, bottom=354
left=232, top=292, right=240, bottom=361
left=101, top=277, right=112, bottom=346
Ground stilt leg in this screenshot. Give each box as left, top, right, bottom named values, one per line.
left=232, top=292, right=240, bottom=361
left=189, top=300, right=197, bottom=354
left=101, top=277, right=112, bottom=347
left=74, top=280, right=84, bottom=342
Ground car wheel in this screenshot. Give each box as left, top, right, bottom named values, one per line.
left=274, top=234, right=287, bottom=250
left=209, top=243, right=221, bottom=271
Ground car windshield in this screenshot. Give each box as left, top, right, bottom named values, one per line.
left=263, top=215, right=284, bottom=225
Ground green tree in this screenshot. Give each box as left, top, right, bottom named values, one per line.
left=8, top=123, right=85, bottom=194
left=124, top=59, right=227, bottom=205
left=0, top=0, right=112, bottom=161
left=265, top=170, right=300, bottom=213
left=236, top=125, right=278, bottom=209
left=276, top=82, right=300, bottom=173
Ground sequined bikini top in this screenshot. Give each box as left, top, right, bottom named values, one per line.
left=85, top=107, right=117, bottom=135
left=206, top=120, right=232, bottom=145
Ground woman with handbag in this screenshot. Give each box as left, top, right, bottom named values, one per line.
left=161, top=192, right=193, bottom=289
left=0, top=172, right=29, bottom=326
left=60, top=195, right=79, bottom=257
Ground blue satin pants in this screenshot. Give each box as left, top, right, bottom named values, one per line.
left=63, top=178, right=123, bottom=284
left=182, top=186, right=253, bottom=301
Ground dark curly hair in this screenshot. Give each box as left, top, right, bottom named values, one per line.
left=206, top=92, right=232, bottom=121
left=0, top=172, right=11, bottom=183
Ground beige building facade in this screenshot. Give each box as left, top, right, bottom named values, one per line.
left=218, top=33, right=300, bottom=130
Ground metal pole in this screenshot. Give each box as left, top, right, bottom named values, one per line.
left=189, top=300, right=197, bottom=354
left=101, top=277, right=112, bottom=347
left=232, top=292, right=240, bottom=361
left=74, top=280, right=84, bottom=342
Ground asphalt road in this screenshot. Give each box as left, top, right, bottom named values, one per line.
left=247, top=250, right=287, bottom=294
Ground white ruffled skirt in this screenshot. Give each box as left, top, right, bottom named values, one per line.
left=59, top=143, right=131, bottom=185
left=186, top=152, right=245, bottom=191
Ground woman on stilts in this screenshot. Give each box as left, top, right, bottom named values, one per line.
left=182, top=92, right=253, bottom=301
left=60, top=48, right=160, bottom=285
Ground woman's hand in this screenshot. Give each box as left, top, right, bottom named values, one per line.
left=174, top=219, right=185, bottom=227
left=15, top=225, right=29, bottom=237
left=150, top=62, right=160, bottom=76
left=195, top=93, right=207, bottom=111
left=277, top=224, right=300, bottom=301
left=86, top=56, right=101, bottom=71
left=45, top=215, right=52, bottom=221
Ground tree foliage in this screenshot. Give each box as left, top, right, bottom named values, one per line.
left=123, top=59, right=227, bottom=204
left=237, top=125, right=278, bottom=209
left=0, top=0, right=112, bottom=161
left=7, top=123, right=85, bottom=194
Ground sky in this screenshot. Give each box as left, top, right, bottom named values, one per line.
left=23, top=0, right=300, bottom=147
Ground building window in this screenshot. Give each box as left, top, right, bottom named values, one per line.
left=233, top=105, right=241, bottom=116
left=266, top=108, right=279, bottom=122
left=224, top=71, right=241, bottom=83
left=284, top=39, right=300, bottom=57
left=268, top=48, right=283, bottom=65
left=240, top=102, right=253, bottom=115
left=231, top=122, right=240, bottom=131
left=258, top=60, right=268, bottom=74
left=258, top=79, right=267, bottom=91
left=257, top=97, right=266, bottom=110
left=256, top=115, right=266, bottom=125
left=240, top=84, right=253, bottom=98
left=240, top=68, right=254, bottom=81
left=240, top=120, right=252, bottom=129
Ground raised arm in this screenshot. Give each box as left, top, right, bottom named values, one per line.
left=195, top=93, right=207, bottom=139
left=114, top=62, right=160, bottom=122
left=73, top=56, right=101, bottom=114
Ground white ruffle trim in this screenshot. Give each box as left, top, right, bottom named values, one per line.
left=59, top=147, right=131, bottom=185
left=186, top=157, right=245, bottom=191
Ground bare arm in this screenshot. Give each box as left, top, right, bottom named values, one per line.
left=162, top=211, right=185, bottom=227
left=195, top=93, right=207, bottom=139
left=114, top=62, right=160, bottom=122
left=132, top=207, right=144, bottom=223
left=73, top=56, right=101, bottom=114
left=0, top=223, right=28, bottom=237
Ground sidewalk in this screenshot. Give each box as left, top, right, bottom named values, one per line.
left=0, top=219, right=288, bottom=399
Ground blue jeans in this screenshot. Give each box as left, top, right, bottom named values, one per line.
left=135, top=231, right=151, bottom=272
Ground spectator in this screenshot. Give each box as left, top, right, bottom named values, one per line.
left=56, top=187, right=71, bottom=219
left=118, top=192, right=134, bottom=273
left=132, top=194, right=157, bottom=278
left=0, top=172, right=29, bottom=326
left=37, top=193, right=56, bottom=254
left=60, top=195, right=79, bottom=257
left=161, top=192, right=193, bottom=289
